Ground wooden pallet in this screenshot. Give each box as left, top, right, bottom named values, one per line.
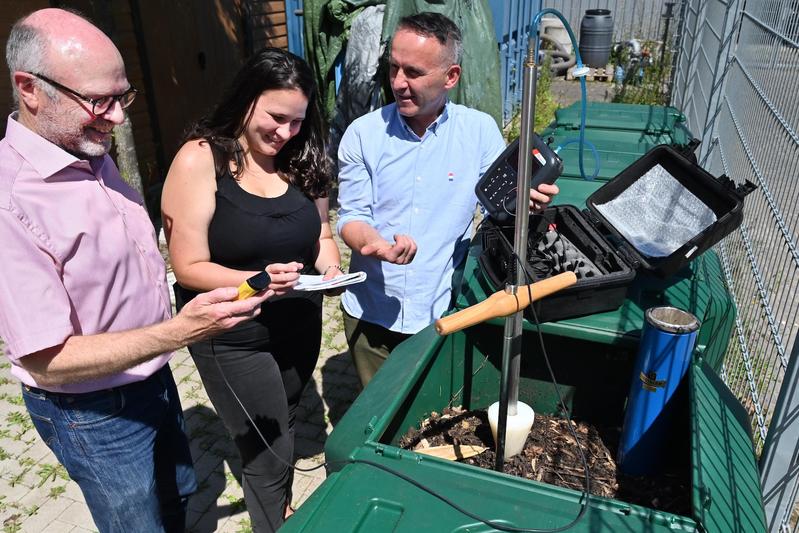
left=566, top=64, right=613, bottom=82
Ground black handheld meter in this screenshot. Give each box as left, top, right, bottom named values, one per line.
left=475, top=133, right=562, bottom=223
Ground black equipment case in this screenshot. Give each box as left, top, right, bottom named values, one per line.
left=478, top=145, right=756, bottom=323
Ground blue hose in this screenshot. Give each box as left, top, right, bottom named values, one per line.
left=555, top=137, right=601, bottom=180
left=532, top=9, right=596, bottom=181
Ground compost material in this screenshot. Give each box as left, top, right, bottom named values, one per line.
left=399, top=406, right=690, bottom=516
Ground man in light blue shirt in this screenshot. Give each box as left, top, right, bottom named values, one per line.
left=337, top=12, right=558, bottom=386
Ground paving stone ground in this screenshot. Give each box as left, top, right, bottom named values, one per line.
left=0, top=215, right=358, bottom=532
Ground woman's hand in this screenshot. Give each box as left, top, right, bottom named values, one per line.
left=265, top=262, right=303, bottom=296
left=322, top=264, right=346, bottom=296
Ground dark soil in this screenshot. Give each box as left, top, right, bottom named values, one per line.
left=399, top=406, right=691, bottom=516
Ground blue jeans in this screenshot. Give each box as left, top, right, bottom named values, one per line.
left=21, top=365, right=197, bottom=533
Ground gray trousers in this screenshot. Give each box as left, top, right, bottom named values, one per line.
left=342, top=307, right=411, bottom=387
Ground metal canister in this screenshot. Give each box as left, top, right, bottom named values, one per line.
left=618, top=306, right=700, bottom=475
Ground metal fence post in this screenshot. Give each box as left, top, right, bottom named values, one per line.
left=698, top=0, right=743, bottom=167
left=760, top=337, right=799, bottom=532
left=672, top=0, right=706, bottom=115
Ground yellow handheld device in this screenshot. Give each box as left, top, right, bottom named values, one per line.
left=237, top=271, right=271, bottom=300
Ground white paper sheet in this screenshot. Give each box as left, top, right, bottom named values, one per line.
left=294, top=272, right=367, bottom=291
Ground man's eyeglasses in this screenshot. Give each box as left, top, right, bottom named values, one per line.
left=29, top=72, right=137, bottom=116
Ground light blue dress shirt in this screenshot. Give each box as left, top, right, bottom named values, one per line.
left=337, top=101, right=506, bottom=334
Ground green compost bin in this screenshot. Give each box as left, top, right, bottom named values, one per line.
left=284, top=318, right=765, bottom=532
left=284, top=224, right=757, bottom=532
left=541, top=101, right=697, bottom=181
left=281, top=103, right=760, bottom=531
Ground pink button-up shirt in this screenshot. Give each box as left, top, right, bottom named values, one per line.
left=0, top=114, right=173, bottom=393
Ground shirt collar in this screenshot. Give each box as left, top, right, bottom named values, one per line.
left=393, top=100, right=452, bottom=139
left=4, top=113, right=81, bottom=178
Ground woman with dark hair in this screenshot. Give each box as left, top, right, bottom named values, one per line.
left=161, top=47, right=340, bottom=531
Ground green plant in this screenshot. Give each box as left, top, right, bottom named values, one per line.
left=3, top=514, right=22, bottom=533
left=36, top=463, right=68, bottom=486
left=48, top=485, right=66, bottom=499
left=8, top=472, right=26, bottom=488
left=5, top=411, right=33, bottom=440
left=5, top=412, right=30, bottom=428
left=235, top=518, right=253, bottom=533
left=504, top=56, right=559, bottom=142
left=0, top=394, right=24, bottom=406
left=224, top=495, right=246, bottom=513
left=183, top=386, right=202, bottom=401
left=612, top=41, right=672, bottom=105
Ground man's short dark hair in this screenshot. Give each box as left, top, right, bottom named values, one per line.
left=396, top=12, right=463, bottom=65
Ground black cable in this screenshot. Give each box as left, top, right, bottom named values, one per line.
left=208, top=287, right=593, bottom=532
left=347, top=457, right=588, bottom=533
left=210, top=339, right=326, bottom=474
left=503, top=247, right=593, bottom=529
left=501, top=187, right=519, bottom=219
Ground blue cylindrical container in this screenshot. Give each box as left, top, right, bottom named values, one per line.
left=618, top=306, right=700, bottom=475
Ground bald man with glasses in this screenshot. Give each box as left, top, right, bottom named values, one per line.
left=27, top=71, right=138, bottom=115
left=0, top=9, right=274, bottom=532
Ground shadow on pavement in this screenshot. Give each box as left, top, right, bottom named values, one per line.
left=183, top=404, right=244, bottom=532
left=320, top=351, right=361, bottom=428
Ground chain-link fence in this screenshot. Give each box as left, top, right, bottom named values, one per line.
left=672, top=0, right=799, bottom=530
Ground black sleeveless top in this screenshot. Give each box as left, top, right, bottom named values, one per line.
left=175, top=170, right=323, bottom=345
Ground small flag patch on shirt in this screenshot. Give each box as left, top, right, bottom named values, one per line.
left=448, top=172, right=455, bottom=181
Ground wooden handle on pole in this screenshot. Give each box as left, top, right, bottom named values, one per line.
left=434, top=272, right=578, bottom=336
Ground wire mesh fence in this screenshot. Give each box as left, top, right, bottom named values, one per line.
left=490, top=0, right=799, bottom=527
left=672, top=0, right=799, bottom=530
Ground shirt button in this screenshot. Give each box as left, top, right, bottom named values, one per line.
left=416, top=176, right=422, bottom=181
left=414, top=208, right=419, bottom=214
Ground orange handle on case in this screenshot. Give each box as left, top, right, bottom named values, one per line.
left=434, top=272, right=577, bottom=336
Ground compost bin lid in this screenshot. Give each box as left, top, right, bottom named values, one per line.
left=689, top=360, right=767, bottom=532
left=540, top=102, right=696, bottom=181
left=583, top=144, right=753, bottom=278
left=554, top=102, right=687, bottom=133
left=281, top=452, right=701, bottom=532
